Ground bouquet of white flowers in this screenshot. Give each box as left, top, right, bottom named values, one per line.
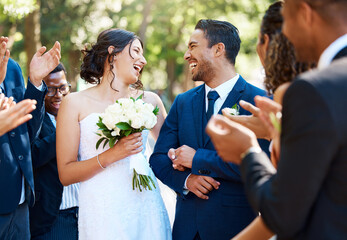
left=95, top=95, right=159, bottom=192
left=223, top=103, right=240, bottom=116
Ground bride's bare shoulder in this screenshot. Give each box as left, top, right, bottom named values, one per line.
left=141, top=91, right=162, bottom=106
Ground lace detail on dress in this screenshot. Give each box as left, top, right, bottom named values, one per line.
left=78, top=113, right=171, bottom=240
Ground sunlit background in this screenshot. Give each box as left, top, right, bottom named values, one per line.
left=0, top=0, right=275, bottom=109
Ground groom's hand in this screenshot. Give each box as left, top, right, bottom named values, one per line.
left=186, top=174, right=220, bottom=200
left=172, top=145, right=195, bottom=169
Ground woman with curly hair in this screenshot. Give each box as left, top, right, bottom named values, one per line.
left=56, top=28, right=171, bottom=239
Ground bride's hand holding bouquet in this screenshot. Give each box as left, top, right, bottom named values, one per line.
left=95, top=94, right=159, bottom=192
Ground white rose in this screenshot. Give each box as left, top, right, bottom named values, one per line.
left=102, top=114, right=117, bottom=130
left=105, top=102, right=122, bottom=115
left=142, top=102, right=154, bottom=113
left=134, top=99, right=145, bottom=110
left=111, top=127, right=120, bottom=136
left=224, top=107, right=239, bottom=116
left=144, top=113, right=157, bottom=129
left=129, top=113, right=144, bottom=129
left=118, top=98, right=134, bottom=109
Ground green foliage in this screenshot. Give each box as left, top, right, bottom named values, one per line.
left=0, top=0, right=37, bottom=20
left=2, top=0, right=275, bottom=107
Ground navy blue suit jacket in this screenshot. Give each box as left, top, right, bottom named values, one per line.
left=29, top=113, right=63, bottom=237
left=0, top=58, right=46, bottom=214
left=150, top=76, right=270, bottom=240
left=240, top=48, right=347, bottom=239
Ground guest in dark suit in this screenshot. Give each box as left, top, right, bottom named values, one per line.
left=0, top=36, right=61, bottom=239
left=149, top=19, right=270, bottom=240
left=29, top=63, right=79, bottom=239
left=207, top=0, right=347, bottom=239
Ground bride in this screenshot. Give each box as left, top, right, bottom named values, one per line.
left=56, top=28, right=172, bottom=240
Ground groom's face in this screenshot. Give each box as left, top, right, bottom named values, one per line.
left=184, top=29, right=215, bottom=83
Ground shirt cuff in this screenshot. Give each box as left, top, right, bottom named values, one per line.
left=29, top=78, right=44, bottom=91
left=241, top=146, right=262, bottom=160
left=183, top=173, right=191, bottom=195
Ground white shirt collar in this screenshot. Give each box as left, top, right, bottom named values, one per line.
left=47, top=112, right=57, bottom=128
left=318, top=33, right=347, bottom=69
left=205, top=74, right=239, bottom=101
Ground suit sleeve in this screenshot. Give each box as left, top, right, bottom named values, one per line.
left=31, top=129, right=56, bottom=169
left=24, top=79, right=47, bottom=144
left=240, top=80, right=337, bottom=238
left=192, top=149, right=243, bottom=182
left=149, top=95, right=191, bottom=196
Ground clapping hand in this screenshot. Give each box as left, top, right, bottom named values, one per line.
left=29, top=41, right=61, bottom=86
left=255, top=96, right=282, bottom=166
left=0, top=36, right=10, bottom=84
left=222, top=100, right=271, bottom=140
left=0, top=97, right=37, bottom=136
left=206, top=115, right=259, bottom=164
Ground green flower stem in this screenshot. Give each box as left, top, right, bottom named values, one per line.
left=132, top=169, right=156, bottom=192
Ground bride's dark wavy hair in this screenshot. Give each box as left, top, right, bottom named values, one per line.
left=80, top=28, right=144, bottom=91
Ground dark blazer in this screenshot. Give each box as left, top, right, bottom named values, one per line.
left=240, top=48, right=347, bottom=240
left=150, top=76, right=270, bottom=240
left=29, top=113, right=63, bottom=237
left=0, top=59, right=46, bottom=215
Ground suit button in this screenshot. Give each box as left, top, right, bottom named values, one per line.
left=18, top=155, right=24, bottom=161
left=10, top=132, right=16, bottom=137
left=198, top=170, right=202, bottom=174
left=206, top=170, right=211, bottom=174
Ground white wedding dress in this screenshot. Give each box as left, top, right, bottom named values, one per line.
left=78, top=113, right=172, bottom=240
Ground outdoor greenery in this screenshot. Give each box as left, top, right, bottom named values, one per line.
left=0, top=0, right=275, bottom=108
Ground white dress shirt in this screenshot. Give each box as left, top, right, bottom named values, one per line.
left=318, top=33, right=347, bottom=69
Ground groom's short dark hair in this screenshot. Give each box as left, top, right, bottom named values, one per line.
left=195, top=19, right=241, bottom=65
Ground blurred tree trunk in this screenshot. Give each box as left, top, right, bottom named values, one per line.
left=138, top=0, right=156, bottom=47
left=166, top=56, right=176, bottom=103
left=68, top=49, right=81, bottom=92
left=24, top=0, right=41, bottom=80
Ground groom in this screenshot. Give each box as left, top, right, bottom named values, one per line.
left=150, top=19, right=270, bottom=240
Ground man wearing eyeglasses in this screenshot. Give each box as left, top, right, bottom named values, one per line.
left=29, top=63, right=79, bottom=240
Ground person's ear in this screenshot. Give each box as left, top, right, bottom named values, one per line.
left=214, top=43, right=225, bottom=57
left=108, top=46, right=115, bottom=55
left=263, top=34, right=270, bottom=52
left=299, top=1, right=314, bottom=28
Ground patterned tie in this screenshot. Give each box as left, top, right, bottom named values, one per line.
left=206, top=90, right=219, bottom=121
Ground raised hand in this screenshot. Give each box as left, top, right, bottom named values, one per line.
left=29, top=41, right=61, bottom=86
left=206, top=115, right=259, bottom=164
left=0, top=99, right=37, bottom=136
left=186, top=174, right=220, bottom=200
left=0, top=36, right=10, bottom=84
left=254, top=96, right=282, bottom=141
left=222, top=100, right=271, bottom=140
left=112, top=132, right=143, bottom=161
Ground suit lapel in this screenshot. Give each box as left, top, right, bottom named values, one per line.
left=192, top=85, right=205, bottom=148
left=203, top=76, right=247, bottom=148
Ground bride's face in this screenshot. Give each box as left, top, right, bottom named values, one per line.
left=113, top=39, right=147, bottom=85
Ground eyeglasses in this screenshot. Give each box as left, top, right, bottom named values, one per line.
left=46, top=83, right=71, bottom=97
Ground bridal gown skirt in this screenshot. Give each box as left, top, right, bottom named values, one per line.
left=78, top=113, right=172, bottom=240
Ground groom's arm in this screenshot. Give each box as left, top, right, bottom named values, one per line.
left=149, top=96, right=191, bottom=196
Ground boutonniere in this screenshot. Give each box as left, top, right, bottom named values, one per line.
left=223, top=104, right=240, bottom=116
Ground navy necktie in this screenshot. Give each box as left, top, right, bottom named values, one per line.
left=206, top=90, right=219, bottom=121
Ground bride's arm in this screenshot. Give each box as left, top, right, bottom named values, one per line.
left=56, top=94, right=143, bottom=186
left=143, top=91, right=167, bottom=141
left=232, top=216, right=274, bottom=240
